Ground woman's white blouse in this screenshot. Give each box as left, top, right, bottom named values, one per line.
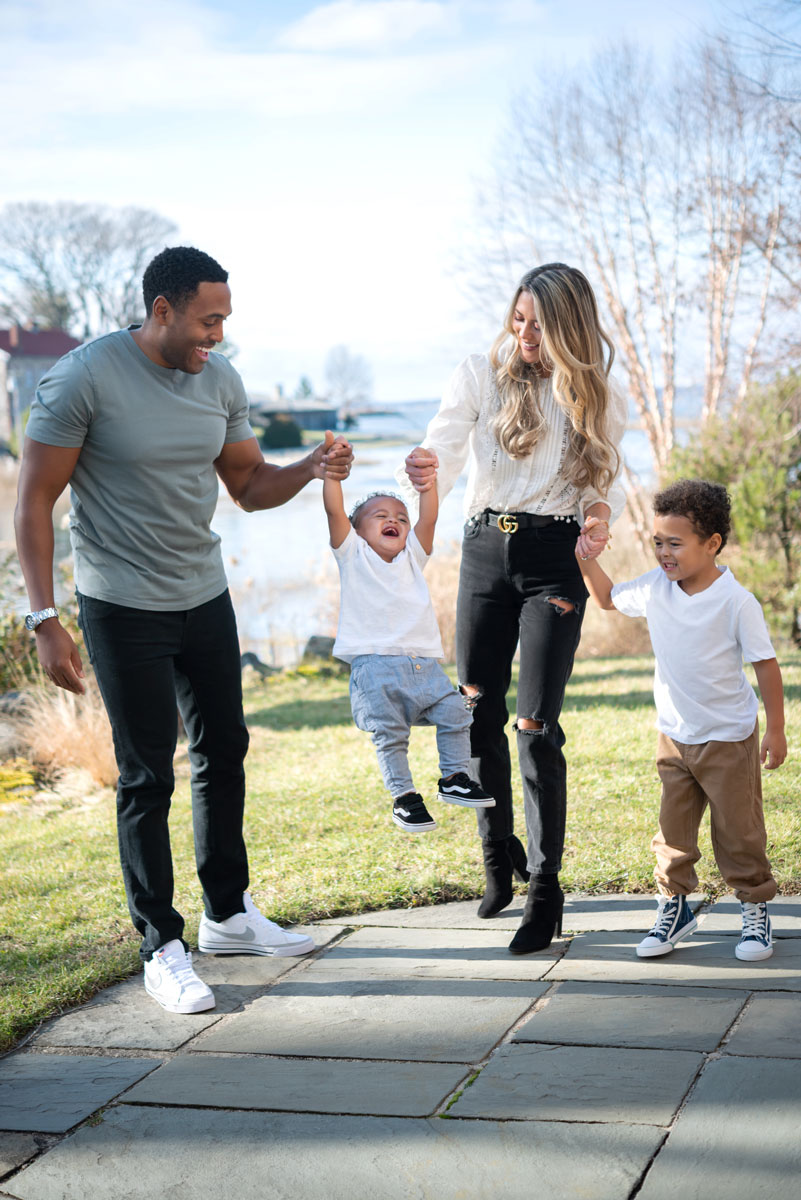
left=400, top=353, right=628, bottom=523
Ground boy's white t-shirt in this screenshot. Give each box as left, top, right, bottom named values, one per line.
left=331, top=527, right=444, bottom=664
left=611, top=565, right=775, bottom=744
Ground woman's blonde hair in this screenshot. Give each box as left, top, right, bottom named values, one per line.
left=490, top=263, right=619, bottom=494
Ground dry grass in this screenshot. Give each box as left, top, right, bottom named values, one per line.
left=15, top=674, right=117, bottom=787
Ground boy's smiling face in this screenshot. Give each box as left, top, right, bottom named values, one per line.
left=652, top=513, right=723, bottom=594
left=353, top=496, right=411, bottom=562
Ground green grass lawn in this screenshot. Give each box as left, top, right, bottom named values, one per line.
left=2, top=652, right=800, bottom=1053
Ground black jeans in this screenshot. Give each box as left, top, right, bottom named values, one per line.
left=455, top=516, right=587, bottom=875
left=78, top=589, right=250, bottom=960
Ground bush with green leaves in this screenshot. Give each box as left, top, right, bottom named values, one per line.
left=258, top=415, right=303, bottom=450
left=666, top=372, right=801, bottom=644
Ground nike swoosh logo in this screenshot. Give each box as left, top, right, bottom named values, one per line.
left=206, top=926, right=257, bottom=944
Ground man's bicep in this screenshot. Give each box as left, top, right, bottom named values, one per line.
left=215, top=436, right=268, bottom=500
left=18, top=439, right=82, bottom=505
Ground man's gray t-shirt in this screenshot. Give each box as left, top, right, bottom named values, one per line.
left=26, top=328, right=254, bottom=610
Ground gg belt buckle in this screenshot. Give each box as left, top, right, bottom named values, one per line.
left=496, top=513, right=518, bottom=534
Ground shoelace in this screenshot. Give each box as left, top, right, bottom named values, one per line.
left=741, top=904, right=767, bottom=939
left=649, top=898, right=678, bottom=937
left=159, top=949, right=198, bottom=986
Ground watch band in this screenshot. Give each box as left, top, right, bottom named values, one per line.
left=25, top=607, right=59, bottom=631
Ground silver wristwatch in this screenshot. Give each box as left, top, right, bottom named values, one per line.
left=24, top=607, right=59, bottom=631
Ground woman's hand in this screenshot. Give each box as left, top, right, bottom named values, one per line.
left=576, top=515, right=611, bottom=561
left=405, top=446, right=439, bottom=493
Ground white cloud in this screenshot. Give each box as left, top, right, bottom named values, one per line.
left=276, top=0, right=458, bottom=52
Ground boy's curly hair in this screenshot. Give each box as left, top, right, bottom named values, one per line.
left=653, top=478, right=731, bottom=554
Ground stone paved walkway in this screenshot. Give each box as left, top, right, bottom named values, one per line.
left=2, top=894, right=801, bottom=1199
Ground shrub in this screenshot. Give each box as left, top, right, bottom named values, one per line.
left=258, top=415, right=304, bottom=450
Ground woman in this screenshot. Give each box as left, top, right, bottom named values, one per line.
left=403, top=263, right=626, bottom=954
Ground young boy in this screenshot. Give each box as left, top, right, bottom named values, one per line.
left=323, top=465, right=494, bottom=832
left=576, top=479, right=786, bottom=961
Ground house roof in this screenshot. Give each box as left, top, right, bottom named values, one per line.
left=0, top=327, right=82, bottom=358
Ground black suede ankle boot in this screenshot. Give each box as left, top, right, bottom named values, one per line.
left=508, top=875, right=564, bottom=954
left=507, top=834, right=531, bottom=885
left=477, top=839, right=515, bottom=918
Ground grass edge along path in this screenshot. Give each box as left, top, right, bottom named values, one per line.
left=2, top=652, right=800, bottom=1053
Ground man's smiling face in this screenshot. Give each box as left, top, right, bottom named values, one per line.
left=154, top=281, right=232, bottom=374
left=353, top=496, right=411, bottom=562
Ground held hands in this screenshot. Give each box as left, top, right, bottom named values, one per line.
left=311, top=430, right=353, bottom=481
left=405, top=446, right=438, bottom=493
left=35, top=621, right=86, bottom=695
left=576, top=515, right=611, bottom=561
left=761, top=729, right=787, bottom=770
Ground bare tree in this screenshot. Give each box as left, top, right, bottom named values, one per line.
left=468, top=37, right=799, bottom=471
left=0, top=202, right=178, bottom=336
left=324, top=345, right=373, bottom=408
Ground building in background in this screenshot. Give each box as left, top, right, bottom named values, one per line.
left=0, top=326, right=82, bottom=447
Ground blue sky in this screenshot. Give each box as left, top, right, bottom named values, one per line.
left=3, top=0, right=739, bottom=401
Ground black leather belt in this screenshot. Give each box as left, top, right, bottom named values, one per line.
left=479, top=509, right=578, bottom=534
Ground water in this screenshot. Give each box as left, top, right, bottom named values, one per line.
left=219, top=400, right=655, bottom=665
left=0, top=398, right=655, bottom=661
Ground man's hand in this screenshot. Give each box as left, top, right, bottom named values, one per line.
left=310, top=431, right=353, bottom=480
left=35, top=621, right=86, bottom=695
left=405, top=446, right=438, bottom=493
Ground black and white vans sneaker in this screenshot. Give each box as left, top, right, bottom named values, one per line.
left=437, top=772, right=495, bottom=808
left=392, top=792, right=437, bottom=832
left=736, top=901, right=773, bottom=961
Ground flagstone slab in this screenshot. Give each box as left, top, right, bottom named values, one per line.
left=452, top=1042, right=702, bottom=1125
left=637, top=1056, right=801, bottom=1199
left=513, top=981, right=745, bottom=1051
left=306, top=925, right=564, bottom=980
left=9, top=1106, right=666, bottom=1200
left=547, top=932, right=801, bottom=990
left=196, top=976, right=546, bottom=1061
left=723, top=992, right=801, bottom=1058
left=123, top=1053, right=465, bottom=1116
left=0, top=1133, right=42, bottom=1179
left=0, top=1055, right=160, bottom=1134
left=317, top=899, right=527, bottom=930
left=698, top=897, right=801, bottom=935
left=31, top=926, right=344, bottom=1053
left=316, top=894, right=707, bottom=933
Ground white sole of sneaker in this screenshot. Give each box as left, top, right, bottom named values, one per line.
left=392, top=815, right=437, bottom=832
left=636, top=917, right=698, bottom=958
left=735, top=942, right=774, bottom=961
left=437, top=792, right=496, bottom=808
left=144, top=982, right=216, bottom=1014
left=198, top=935, right=316, bottom=958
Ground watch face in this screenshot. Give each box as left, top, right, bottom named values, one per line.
left=25, top=614, right=36, bottom=630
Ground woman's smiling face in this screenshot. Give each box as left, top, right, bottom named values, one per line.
left=511, top=289, right=542, bottom=365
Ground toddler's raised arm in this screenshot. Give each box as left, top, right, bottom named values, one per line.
left=322, top=468, right=351, bottom=550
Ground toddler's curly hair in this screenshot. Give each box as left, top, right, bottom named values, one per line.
left=653, top=478, right=731, bottom=554
left=349, top=491, right=407, bottom=527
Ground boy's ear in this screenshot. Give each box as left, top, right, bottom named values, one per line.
left=708, top=532, right=723, bottom=555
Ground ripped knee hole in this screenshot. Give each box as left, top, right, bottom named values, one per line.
left=546, top=596, right=575, bottom=615
left=517, top=717, right=544, bottom=732
left=459, top=683, right=483, bottom=713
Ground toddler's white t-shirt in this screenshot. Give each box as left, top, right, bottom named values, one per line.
left=332, top=527, right=443, bottom=664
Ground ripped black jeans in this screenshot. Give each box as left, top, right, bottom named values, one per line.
left=455, top=514, right=587, bottom=875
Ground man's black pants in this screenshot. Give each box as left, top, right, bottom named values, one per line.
left=78, top=589, right=250, bottom=961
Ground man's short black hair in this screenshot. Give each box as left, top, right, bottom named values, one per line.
left=142, top=246, right=228, bottom=315
left=653, top=478, right=731, bottom=553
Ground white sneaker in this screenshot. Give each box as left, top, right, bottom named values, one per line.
left=735, top=901, right=774, bottom=961
left=198, top=892, right=316, bottom=958
left=144, top=939, right=215, bottom=1014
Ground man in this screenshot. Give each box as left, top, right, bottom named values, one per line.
left=15, top=245, right=351, bottom=1014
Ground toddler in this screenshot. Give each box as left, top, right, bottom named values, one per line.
left=576, top=479, right=786, bottom=961
left=323, top=465, right=494, bottom=832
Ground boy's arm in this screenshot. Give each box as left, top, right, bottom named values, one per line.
left=575, top=549, right=616, bottom=610
left=752, top=657, right=787, bottom=769
left=322, top=475, right=351, bottom=549
left=413, top=477, right=438, bottom=555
